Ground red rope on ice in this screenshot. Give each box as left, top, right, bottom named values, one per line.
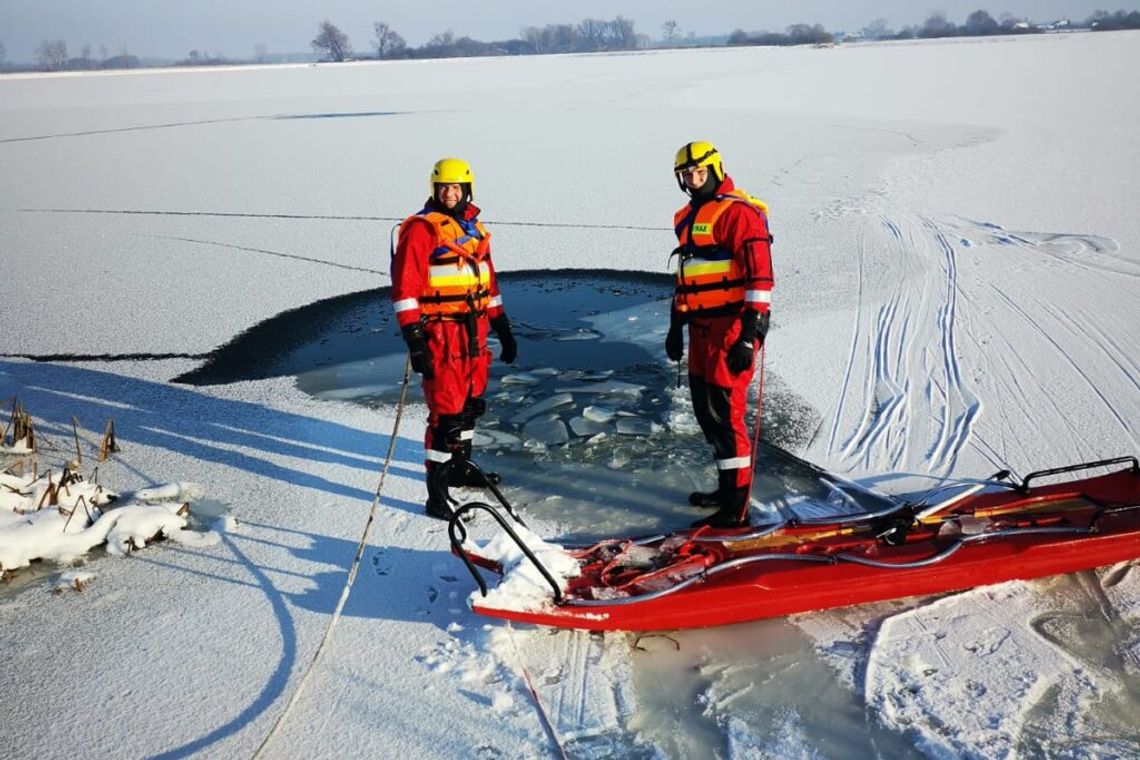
left=745, top=343, right=768, bottom=511
left=252, top=358, right=412, bottom=759
left=506, top=622, right=568, bottom=760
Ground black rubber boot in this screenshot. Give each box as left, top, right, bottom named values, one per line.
left=423, top=462, right=455, bottom=521
left=691, top=487, right=750, bottom=529
left=424, top=491, right=455, bottom=521
left=689, top=468, right=734, bottom=509
left=449, top=443, right=501, bottom=488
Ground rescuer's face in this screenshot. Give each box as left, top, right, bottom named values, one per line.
left=680, top=165, right=709, bottom=191
left=436, top=183, right=463, bottom=209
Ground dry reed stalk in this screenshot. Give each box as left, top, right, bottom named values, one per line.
left=71, top=417, right=83, bottom=464
left=35, top=471, right=54, bottom=511
left=98, top=419, right=119, bottom=461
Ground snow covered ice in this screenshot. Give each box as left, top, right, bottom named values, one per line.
left=3, top=30, right=1140, bottom=758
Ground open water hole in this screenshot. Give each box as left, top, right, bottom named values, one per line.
left=183, top=269, right=923, bottom=758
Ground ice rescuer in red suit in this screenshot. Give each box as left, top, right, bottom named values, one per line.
left=391, top=157, right=517, bottom=520
left=666, top=141, right=774, bottom=529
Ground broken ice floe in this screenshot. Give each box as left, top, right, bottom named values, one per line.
left=510, top=393, right=575, bottom=425
left=480, top=364, right=668, bottom=456
left=522, top=415, right=570, bottom=448
left=569, top=416, right=606, bottom=437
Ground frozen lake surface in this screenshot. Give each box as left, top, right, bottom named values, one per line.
left=3, top=31, right=1139, bottom=759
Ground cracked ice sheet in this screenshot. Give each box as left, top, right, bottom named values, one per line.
left=853, top=567, right=1140, bottom=759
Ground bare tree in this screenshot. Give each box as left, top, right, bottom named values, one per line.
left=99, top=43, right=108, bottom=62
left=662, top=20, right=679, bottom=41
left=0, top=38, right=7, bottom=67
left=965, top=10, right=1000, bottom=35
left=36, top=39, right=68, bottom=71
left=920, top=12, right=957, bottom=38
left=254, top=42, right=268, bottom=63
left=373, top=21, right=406, bottom=58
left=612, top=16, right=638, bottom=48
left=312, top=20, right=351, bottom=62
left=427, top=29, right=455, bottom=47
left=862, top=18, right=894, bottom=39
left=521, top=26, right=545, bottom=53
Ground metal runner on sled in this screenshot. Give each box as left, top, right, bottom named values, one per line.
left=441, top=454, right=1140, bottom=631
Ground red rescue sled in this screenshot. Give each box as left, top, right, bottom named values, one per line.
left=447, top=456, right=1140, bottom=631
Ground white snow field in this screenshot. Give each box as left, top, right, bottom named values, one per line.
left=2, top=31, right=1140, bottom=758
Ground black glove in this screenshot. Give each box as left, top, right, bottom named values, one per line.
left=665, top=306, right=684, bottom=361
left=401, top=323, right=434, bottom=379
left=725, top=311, right=768, bottom=374
left=490, top=314, right=517, bottom=364
left=726, top=341, right=754, bottom=374
left=665, top=325, right=683, bottom=362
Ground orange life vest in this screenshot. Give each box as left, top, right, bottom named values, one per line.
left=672, top=191, right=767, bottom=318
left=402, top=210, right=493, bottom=319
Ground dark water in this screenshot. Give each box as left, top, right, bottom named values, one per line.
left=175, top=269, right=885, bottom=538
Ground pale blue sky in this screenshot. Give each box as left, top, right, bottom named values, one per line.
left=1, top=0, right=1136, bottom=61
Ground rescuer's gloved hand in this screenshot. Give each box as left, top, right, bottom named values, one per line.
left=490, top=314, right=518, bottom=364
left=726, top=340, right=754, bottom=374
left=665, top=325, right=683, bottom=361
left=401, top=323, right=434, bottom=379
left=755, top=311, right=770, bottom=345
left=725, top=311, right=766, bottom=374
left=666, top=305, right=684, bottom=361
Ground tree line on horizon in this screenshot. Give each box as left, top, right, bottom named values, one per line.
left=3, top=8, right=1139, bottom=73
left=310, top=9, right=1139, bottom=62
left=309, top=16, right=644, bottom=62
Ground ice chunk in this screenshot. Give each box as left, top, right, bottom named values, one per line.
left=522, top=415, right=569, bottom=446
left=582, top=405, right=616, bottom=423
left=510, top=393, right=574, bottom=425
left=554, top=380, right=643, bottom=395
left=501, top=372, right=542, bottom=386
left=569, top=416, right=607, bottom=437
left=615, top=417, right=659, bottom=436
left=473, top=430, right=522, bottom=449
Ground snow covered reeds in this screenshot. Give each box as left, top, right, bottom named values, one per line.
left=0, top=401, right=218, bottom=579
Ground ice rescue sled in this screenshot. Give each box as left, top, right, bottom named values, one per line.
left=445, top=456, right=1140, bottom=631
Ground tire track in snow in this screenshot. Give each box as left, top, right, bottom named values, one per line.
left=825, top=225, right=866, bottom=456
left=830, top=215, right=981, bottom=476
left=921, top=217, right=981, bottom=474
left=839, top=263, right=911, bottom=470
left=834, top=215, right=914, bottom=471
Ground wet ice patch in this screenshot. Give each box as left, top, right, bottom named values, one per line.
left=864, top=577, right=1140, bottom=758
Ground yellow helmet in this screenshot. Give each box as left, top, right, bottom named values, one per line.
left=673, top=141, right=723, bottom=190
left=429, top=157, right=474, bottom=199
